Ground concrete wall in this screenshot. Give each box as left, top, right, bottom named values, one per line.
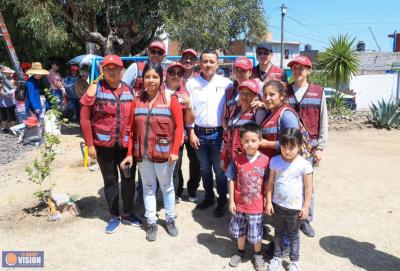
left=349, top=74, right=399, bottom=110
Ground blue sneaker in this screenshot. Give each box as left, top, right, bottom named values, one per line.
left=105, top=217, right=121, bottom=234
left=121, top=213, right=142, bottom=227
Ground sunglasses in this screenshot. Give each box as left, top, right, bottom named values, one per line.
left=256, top=50, right=271, bottom=56
left=149, top=49, right=164, bottom=56
left=168, top=70, right=184, bottom=77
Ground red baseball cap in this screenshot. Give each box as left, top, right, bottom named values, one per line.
left=167, top=62, right=185, bottom=72
left=287, top=55, right=313, bottom=69
left=70, top=65, right=79, bottom=72
left=101, top=55, right=123, bottom=67
left=238, top=79, right=259, bottom=95
left=148, top=41, right=166, bottom=53
left=182, top=49, right=197, bottom=58
left=234, top=57, right=253, bottom=71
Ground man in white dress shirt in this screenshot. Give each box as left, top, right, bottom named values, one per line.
left=186, top=50, right=233, bottom=217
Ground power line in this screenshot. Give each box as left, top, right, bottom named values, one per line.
left=286, top=15, right=330, bottom=39
left=269, top=24, right=330, bottom=46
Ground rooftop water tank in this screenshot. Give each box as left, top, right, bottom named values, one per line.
left=305, top=44, right=312, bottom=51
left=357, top=41, right=366, bottom=52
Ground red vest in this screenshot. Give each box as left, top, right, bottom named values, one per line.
left=93, top=81, right=134, bottom=148
left=287, top=83, right=323, bottom=143
left=233, top=153, right=269, bottom=214
left=260, top=105, right=297, bottom=158
left=251, top=65, right=286, bottom=83
left=220, top=105, right=259, bottom=171
left=133, top=90, right=175, bottom=162
left=223, top=82, right=239, bottom=125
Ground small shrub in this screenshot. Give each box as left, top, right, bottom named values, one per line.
left=327, top=91, right=351, bottom=116
left=369, top=99, right=400, bottom=129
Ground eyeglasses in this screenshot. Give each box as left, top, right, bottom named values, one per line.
left=168, top=70, right=184, bottom=77
left=256, top=50, right=271, bottom=56
left=149, top=49, right=164, bottom=56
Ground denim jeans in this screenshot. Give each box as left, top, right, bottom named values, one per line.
left=273, top=203, right=301, bottom=262
left=138, top=158, right=176, bottom=225
left=194, top=126, right=227, bottom=205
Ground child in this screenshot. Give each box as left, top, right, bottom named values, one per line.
left=265, top=128, right=313, bottom=271
left=226, top=123, right=269, bottom=271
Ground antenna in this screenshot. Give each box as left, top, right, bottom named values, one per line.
left=368, top=27, right=381, bottom=51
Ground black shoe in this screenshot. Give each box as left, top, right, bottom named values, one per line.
left=300, top=221, right=315, bottom=237
left=213, top=204, right=226, bottom=217
left=196, top=199, right=215, bottom=209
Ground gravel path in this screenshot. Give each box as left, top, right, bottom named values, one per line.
left=0, top=132, right=35, bottom=165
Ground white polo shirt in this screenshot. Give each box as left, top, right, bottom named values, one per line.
left=186, top=74, right=232, bottom=128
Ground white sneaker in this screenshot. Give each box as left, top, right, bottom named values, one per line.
left=288, top=261, right=300, bottom=271
left=267, top=257, right=282, bottom=271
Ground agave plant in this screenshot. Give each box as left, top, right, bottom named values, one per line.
left=369, top=99, right=400, bottom=129
left=319, top=34, right=360, bottom=90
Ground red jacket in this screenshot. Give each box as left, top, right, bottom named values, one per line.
left=220, top=105, right=259, bottom=171
left=287, top=83, right=323, bottom=145
left=90, top=81, right=134, bottom=148
left=223, top=82, right=239, bottom=125
left=132, top=89, right=182, bottom=162
left=233, top=153, right=269, bottom=214
left=251, top=65, right=286, bottom=83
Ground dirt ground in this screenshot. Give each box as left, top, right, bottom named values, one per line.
left=0, top=128, right=399, bottom=271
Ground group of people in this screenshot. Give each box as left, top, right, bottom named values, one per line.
left=79, top=40, right=328, bottom=271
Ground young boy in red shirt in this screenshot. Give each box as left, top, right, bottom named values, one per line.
left=226, top=123, right=269, bottom=271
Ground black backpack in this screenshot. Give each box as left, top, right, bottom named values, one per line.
left=14, top=83, right=27, bottom=101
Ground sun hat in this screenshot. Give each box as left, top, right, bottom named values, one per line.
left=101, top=55, right=123, bottom=67
left=181, top=49, right=197, bottom=58
left=1, top=66, right=15, bottom=74
left=287, top=55, right=313, bottom=69
left=234, top=57, right=253, bottom=70
left=238, top=79, right=259, bottom=95
left=148, top=41, right=166, bottom=53
left=25, top=62, right=49, bottom=75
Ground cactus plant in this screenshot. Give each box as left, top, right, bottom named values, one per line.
left=369, top=99, right=400, bottom=129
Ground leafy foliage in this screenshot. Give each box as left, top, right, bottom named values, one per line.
left=0, top=0, right=267, bottom=59
left=25, top=132, right=61, bottom=199
left=319, top=34, right=359, bottom=90
left=369, top=99, right=400, bottom=129
left=326, top=90, right=352, bottom=116
left=308, top=71, right=335, bottom=89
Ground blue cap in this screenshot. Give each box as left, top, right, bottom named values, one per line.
left=256, top=41, right=272, bottom=51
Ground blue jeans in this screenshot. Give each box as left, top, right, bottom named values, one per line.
left=195, top=127, right=227, bottom=205
left=138, top=158, right=176, bottom=225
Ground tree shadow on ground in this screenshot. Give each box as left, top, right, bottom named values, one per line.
left=320, top=236, right=400, bottom=271
left=22, top=201, right=47, bottom=217
left=75, top=187, right=109, bottom=222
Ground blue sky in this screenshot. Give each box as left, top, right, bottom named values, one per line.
left=262, top=0, right=400, bottom=52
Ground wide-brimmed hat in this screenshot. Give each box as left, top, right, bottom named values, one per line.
left=25, top=62, right=49, bottom=75
left=1, top=66, right=15, bottom=74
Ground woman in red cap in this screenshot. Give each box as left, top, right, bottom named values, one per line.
left=121, top=62, right=184, bottom=242
left=164, top=62, right=195, bottom=202
left=80, top=54, right=142, bottom=234
left=220, top=79, right=267, bottom=171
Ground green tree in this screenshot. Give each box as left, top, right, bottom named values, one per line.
left=318, top=34, right=359, bottom=90
left=1, top=0, right=267, bottom=58
left=160, top=0, right=267, bottom=51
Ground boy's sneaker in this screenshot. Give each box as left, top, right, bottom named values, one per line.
left=121, top=213, right=142, bottom=227
left=146, top=223, right=158, bottom=241
left=253, top=254, right=265, bottom=271
left=105, top=217, right=121, bottom=234
left=229, top=254, right=243, bottom=267
left=166, top=219, right=179, bottom=237
left=267, top=257, right=282, bottom=271
left=288, top=261, right=300, bottom=271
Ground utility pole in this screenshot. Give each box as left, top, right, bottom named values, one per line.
left=280, top=4, right=287, bottom=69
left=0, top=11, right=24, bottom=81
